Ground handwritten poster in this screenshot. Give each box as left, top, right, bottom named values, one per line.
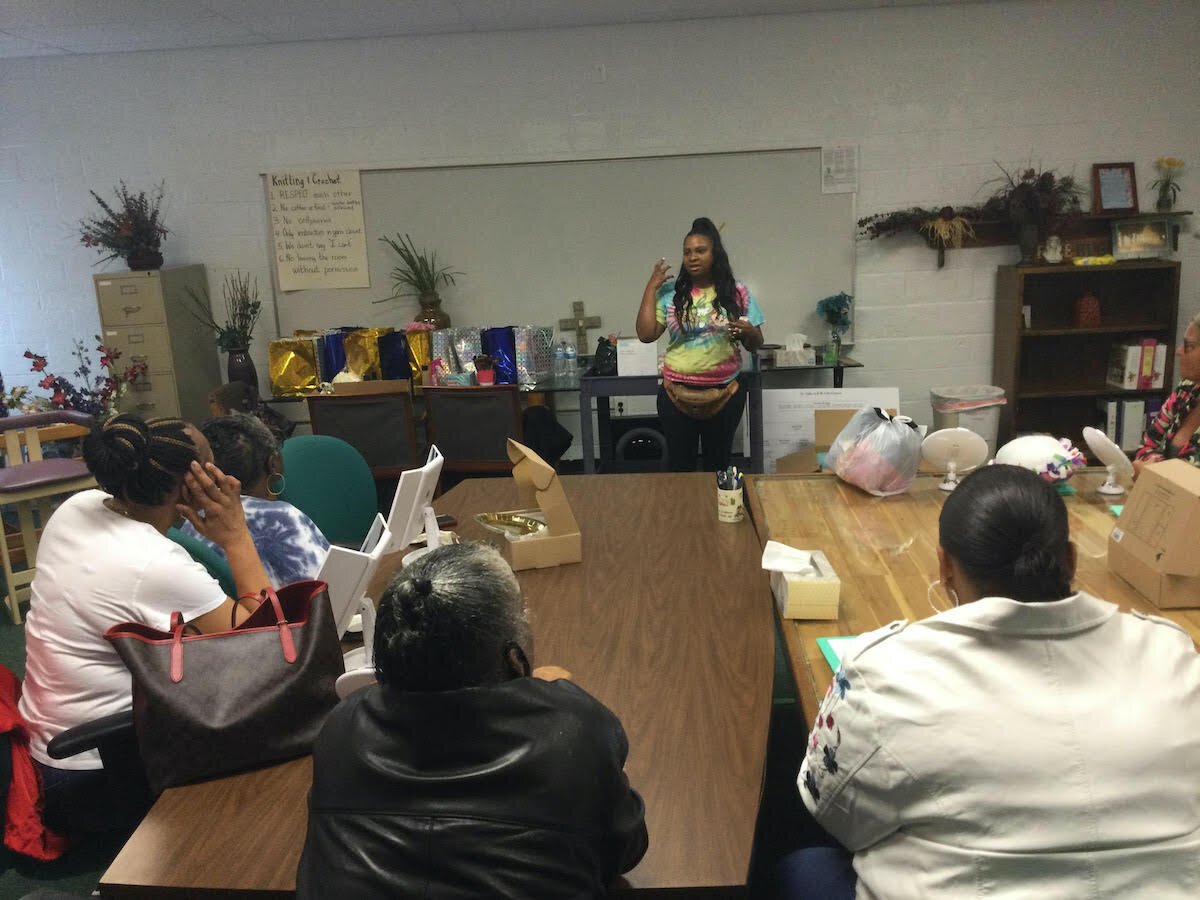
left=268, top=170, right=369, bottom=291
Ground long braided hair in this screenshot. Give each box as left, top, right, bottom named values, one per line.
left=84, top=414, right=198, bottom=506
left=672, top=217, right=741, bottom=328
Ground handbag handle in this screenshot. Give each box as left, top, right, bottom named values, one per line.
left=166, top=590, right=298, bottom=684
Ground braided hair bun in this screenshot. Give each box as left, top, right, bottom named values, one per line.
left=84, top=413, right=198, bottom=506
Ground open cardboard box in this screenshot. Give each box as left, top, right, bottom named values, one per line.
left=1108, top=458, right=1200, bottom=609
left=774, top=408, right=898, bottom=475
left=488, top=439, right=582, bottom=571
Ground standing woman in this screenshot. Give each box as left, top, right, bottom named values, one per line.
left=637, top=216, right=764, bottom=472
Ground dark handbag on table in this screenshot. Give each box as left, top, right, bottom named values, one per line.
left=585, top=336, right=618, bottom=377
left=105, top=581, right=344, bottom=794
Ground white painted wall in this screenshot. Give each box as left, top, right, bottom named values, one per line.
left=2, top=0, right=1197, bottom=433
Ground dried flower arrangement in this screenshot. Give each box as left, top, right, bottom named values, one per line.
left=78, top=182, right=169, bottom=270
left=184, top=271, right=263, bottom=351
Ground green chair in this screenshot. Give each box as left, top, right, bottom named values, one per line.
left=279, top=435, right=378, bottom=548
left=167, top=526, right=237, bottom=597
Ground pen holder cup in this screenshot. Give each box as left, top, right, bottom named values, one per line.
left=717, top=487, right=745, bottom=523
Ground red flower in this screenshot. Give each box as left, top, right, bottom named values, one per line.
left=38, top=375, right=55, bottom=389
left=50, top=389, right=66, bottom=407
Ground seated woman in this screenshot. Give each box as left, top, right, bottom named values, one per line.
left=1134, top=312, right=1200, bottom=477
left=790, top=464, right=1200, bottom=899
left=18, top=414, right=271, bottom=832
left=179, top=414, right=328, bottom=586
left=297, top=543, right=649, bottom=898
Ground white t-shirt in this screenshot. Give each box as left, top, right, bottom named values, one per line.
left=19, top=490, right=227, bottom=769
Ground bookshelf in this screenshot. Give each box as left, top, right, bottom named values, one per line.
left=992, top=260, right=1180, bottom=450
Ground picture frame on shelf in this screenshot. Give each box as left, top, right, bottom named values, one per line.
left=1091, top=162, right=1138, bottom=214
left=1112, top=218, right=1169, bottom=259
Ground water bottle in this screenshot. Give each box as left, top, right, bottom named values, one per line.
left=564, top=341, right=577, bottom=373
left=553, top=341, right=568, bottom=376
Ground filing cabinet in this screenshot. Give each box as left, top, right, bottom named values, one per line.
left=94, top=265, right=221, bottom=424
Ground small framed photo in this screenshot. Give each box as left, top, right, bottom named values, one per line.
left=1092, top=162, right=1138, bottom=213
left=1112, top=217, right=1169, bottom=259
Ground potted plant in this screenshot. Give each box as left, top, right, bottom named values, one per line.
left=1149, top=156, right=1185, bottom=212
left=78, top=181, right=169, bottom=270
left=376, top=233, right=463, bottom=329
left=184, top=271, right=263, bottom=390
left=816, top=292, right=853, bottom=365
left=982, top=164, right=1083, bottom=265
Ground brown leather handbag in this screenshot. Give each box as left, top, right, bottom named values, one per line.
left=663, top=378, right=740, bottom=420
left=105, top=581, right=344, bottom=794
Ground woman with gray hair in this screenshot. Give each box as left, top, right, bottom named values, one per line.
left=180, top=414, right=328, bottom=585
left=297, top=542, right=648, bottom=898
left=1134, top=310, right=1200, bottom=477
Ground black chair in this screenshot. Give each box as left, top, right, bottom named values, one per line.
left=422, top=385, right=524, bottom=478
left=306, top=385, right=420, bottom=481
left=44, top=710, right=153, bottom=830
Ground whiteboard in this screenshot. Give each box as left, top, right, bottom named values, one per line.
left=265, top=149, right=854, bottom=348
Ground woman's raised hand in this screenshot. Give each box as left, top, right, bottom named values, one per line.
left=177, top=460, right=251, bottom=550
left=646, top=257, right=673, bottom=292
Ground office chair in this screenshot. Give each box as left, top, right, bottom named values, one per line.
left=422, top=385, right=524, bottom=478
left=166, top=526, right=237, bottom=597
left=0, top=411, right=96, bottom=623
left=278, top=435, right=378, bottom=548
left=306, top=385, right=420, bottom=480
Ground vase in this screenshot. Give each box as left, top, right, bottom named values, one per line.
left=1156, top=183, right=1175, bottom=213
left=126, top=248, right=164, bottom=271
left=824, top=330, right=842, bottom=365
left=226, top=347, right=259, bottom=396
left=1016, top=221, right=1040, bottom=266
left=415, top=292, right=450, bottom=329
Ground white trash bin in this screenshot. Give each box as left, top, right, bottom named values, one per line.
left=930, top=386, right=1007, bottom=457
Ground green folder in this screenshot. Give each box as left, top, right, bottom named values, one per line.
left=816, top=635, right=859, bottom=672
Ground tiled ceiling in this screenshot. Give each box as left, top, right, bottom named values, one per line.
left=0, top=0, right=991, bottom=59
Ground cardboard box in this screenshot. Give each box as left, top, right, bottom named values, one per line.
left=1107, top=459, right=1200, bottom=608
left=616, top=337, right=659, bottom=377
left=770, top=550, right=841, bottom=619
left=330, top=378, right=410, bottom=396
left=493, top=439, right=582, bottom=570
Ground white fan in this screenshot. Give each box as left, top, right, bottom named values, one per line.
left=1082, top=426, right=1134, bottom=495
left=921, top=428, right=990, bottom=492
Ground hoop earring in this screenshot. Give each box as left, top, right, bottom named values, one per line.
left=266, top=472, right=286, bottom=499
left=927, top=578, right=960, bottom=615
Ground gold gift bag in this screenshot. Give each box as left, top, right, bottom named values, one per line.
left=268, top=338, right=320, bottom=396
left=407, top=329, right=432, bottom=386
left=342, top=327, right=393, bottom=380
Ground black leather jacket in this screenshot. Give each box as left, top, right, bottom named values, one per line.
left=296, top=677, right=648, bottom=899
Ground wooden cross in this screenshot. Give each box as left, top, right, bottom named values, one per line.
left=558, top=301, right=602, bottom=351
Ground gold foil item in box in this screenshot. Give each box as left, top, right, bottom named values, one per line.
left=268, top=338, right=319, bottom=396
left=342, top=327, right=393, bottom=380
left=474, top=511, right=548, bottom=537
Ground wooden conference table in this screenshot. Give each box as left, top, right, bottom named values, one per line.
left=101, top=473, right=775, bottom=898
left=745, top=470, right=1200, bottom=724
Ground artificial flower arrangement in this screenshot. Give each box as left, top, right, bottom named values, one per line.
left=1149, top=157, right=1185, bottom=211
left=816, top=292, right=853, bottom=336
left=21, top=337, right=148, bottom=418
left=78, top=182, right=169, bottom=270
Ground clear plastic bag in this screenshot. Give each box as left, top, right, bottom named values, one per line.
left=824, top=406, right=925, bottom=496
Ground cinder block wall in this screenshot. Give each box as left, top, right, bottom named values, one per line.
left=1, top=0, right=1196, bottom=435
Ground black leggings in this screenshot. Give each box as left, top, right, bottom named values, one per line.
left=656, top=377, right=748, bottom=472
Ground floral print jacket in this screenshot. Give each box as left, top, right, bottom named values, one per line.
left=1136, top=380, right=1200, bottom=465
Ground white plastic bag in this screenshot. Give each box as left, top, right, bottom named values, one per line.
left=824, top=407, right=924, bottom=496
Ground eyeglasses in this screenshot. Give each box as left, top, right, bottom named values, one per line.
left=1182, top=340, right=1199, bottom=352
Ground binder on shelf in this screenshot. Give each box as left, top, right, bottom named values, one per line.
left=1136, top=339, right=1157, bottom=390
left=1096, top=397, right=1119, bottom=442
left=1119, top=399, right=1145, bottom=452
left=1106, top=343, right=1141, bottom=390
left=1152, top=343, right=1167, bottom=389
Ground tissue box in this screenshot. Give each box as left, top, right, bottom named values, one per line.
left=774, top=347, right=815, bottom=367
left=770, top=550, right=841, bottom=619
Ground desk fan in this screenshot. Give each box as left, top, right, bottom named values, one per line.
left=1082, top=426, right=1134, bottom=495
left=921, top=428, right=990, bottom=491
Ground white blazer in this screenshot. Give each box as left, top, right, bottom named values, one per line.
left=799, top=592, right=1200, bottom=899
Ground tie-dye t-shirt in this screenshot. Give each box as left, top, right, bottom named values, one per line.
left=180, top=496, right=330, bottom=588
left=655, top=281, right=764, bottom=386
